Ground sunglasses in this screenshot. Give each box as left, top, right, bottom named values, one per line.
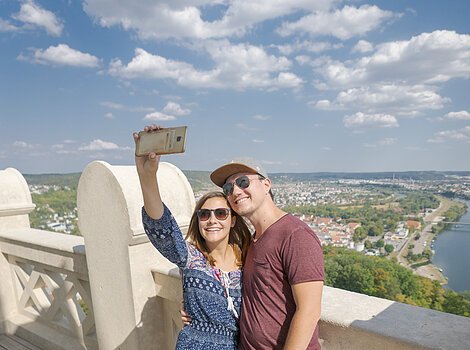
left=222, top=175, right=262, bottom=196
left=197, top=208, right=231, bottom=221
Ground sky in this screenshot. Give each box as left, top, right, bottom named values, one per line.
left=1, top=0, right=469, bottom=174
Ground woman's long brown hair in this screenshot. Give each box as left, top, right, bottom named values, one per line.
left=185, top=191, right=252, bottom=268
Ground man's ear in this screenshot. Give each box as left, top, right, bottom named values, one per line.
left=263, top=177, right=272, bottom=195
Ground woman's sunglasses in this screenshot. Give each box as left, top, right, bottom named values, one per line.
left=222, top=175, right=261, bottom=196
left=197, top=208, right=231, bottom=221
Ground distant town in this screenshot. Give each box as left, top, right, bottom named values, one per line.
left=27, top=171, right=470, bottom=267
left=271, top=175, right=469, bottom=256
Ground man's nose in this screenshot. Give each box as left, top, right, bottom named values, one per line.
left=231, top=182, right=243, bottom=196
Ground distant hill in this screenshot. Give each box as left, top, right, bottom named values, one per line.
left=271, top=171, right=470, bottom=182
left=23, top=170, right=470, bottom=190
left=24, top=173, right=82, bottom=189
left=23, top=171, right=215, bottom=193
left=182, top=170, right=216, bottom=192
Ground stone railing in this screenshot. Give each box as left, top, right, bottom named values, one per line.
left=1, top=163, right=470, bottom=350
left=0, top=168, right=96, bottom=350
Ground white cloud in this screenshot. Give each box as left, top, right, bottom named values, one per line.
left=104, top=112, right=115, bottom=119
left=295, top=55, right=312, bottom=66
left=362, top=138, right=397, bottom=147
left=143, top=112, right=176, bottom=121
left=261, top=159, right=282, bottom=165
left=378, top=138, right=397, bottom=146
left=275, top=40, right=342, bottom=55
left=314, top=100, right=331, bottom=109
left=55, top=150, right=79, bottom=155
left=79, top=139, right=128, bottom=151
left=83, top=0, right=336, bottom=40
left=313, top=84, right=449, bottom=115
left=12, top=0, right=63, bottom=36
left=236, top=123, right=256, bottom=131
left=278, top=5, right=394, bottom=40
left=162, top=102, right=190, bottom=116
left=443, top=111, right=470, bottom=121
left=0, top=18, right=19, bottom=32
left=276, top=72, right=304, bottom=89
left=253, top=139, right=264, bottom=143
left=109, top=43, right=302, bottom=90
left=352, top=40, right=374, bottom=53
left=316, top=30, right=470, bottom=89
left=428, top=126, right=470, bottom=143
left=253, top=114, right=271, bottom=121
left=321, top=146, right=332, bottom=151
left=343, top=112, right=399, bottom=129
left=101, top=101, right=125, bottom=109
left=363, top=143, right=376, bottom=148
left=100, top=101, right=155, bottom=112
left=13, top=141, right=35, bottom=149
left=21, top=44, right=100, bottom=68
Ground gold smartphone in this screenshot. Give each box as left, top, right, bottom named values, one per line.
left=135, top=126, right=187, bottom=156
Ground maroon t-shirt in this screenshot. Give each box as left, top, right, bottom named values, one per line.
left=239, top=214, right=324, bottom=350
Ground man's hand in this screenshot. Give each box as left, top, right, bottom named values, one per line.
left=180, top=308, right=192, bottom=326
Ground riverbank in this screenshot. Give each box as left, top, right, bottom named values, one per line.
left=431, top=199, right=470, bottom=292
left=403, top=196, right=465, bottom=285
left=415, top=264, right=447, bottom=284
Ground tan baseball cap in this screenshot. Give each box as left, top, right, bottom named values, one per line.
left=210, top=158, right=268, bottom=187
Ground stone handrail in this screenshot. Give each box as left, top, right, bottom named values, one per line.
left=0, top=167, right=96, bottom=349
left=0, top=229, right=96, bottom=350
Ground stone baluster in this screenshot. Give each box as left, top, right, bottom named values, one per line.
left=0, top=168, right=36, bottom=334
left=77, top=161, right=194, bottom=350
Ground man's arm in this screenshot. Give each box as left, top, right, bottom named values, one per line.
left=283, top=280, right=323, bottom=350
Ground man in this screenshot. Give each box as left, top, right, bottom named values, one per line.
left=210, top=159, right=324, bottom=350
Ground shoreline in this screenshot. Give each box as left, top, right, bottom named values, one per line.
left=414, top=263, right=447, bottom=285
left=404, top=196, right=466, bottom=285
left=412, top=197, right=468, bottom=285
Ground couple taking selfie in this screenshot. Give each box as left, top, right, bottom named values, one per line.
left=134, top=125, right=324, bottom=350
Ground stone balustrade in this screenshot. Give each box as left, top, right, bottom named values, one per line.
left=1, top=163, right=470, bottom=350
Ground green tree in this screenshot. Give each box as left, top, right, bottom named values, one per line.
left=368, top=224, right=383, bottom=236
left=323, top=247, right=470, bottom=318
left=376, top=239, right=385, bottom=249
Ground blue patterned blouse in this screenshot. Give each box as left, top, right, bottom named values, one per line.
left=143, top=204, right=242, bottom=350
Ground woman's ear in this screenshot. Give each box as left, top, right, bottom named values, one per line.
left=231, top=214, right=236, bottom=228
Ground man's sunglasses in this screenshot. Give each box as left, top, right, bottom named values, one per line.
left=197, top=208, right=231, bottom=221
left=222, top=175, right=262, bottom=196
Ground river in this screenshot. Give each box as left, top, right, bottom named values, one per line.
left=431, top=199, right=470, bottom=292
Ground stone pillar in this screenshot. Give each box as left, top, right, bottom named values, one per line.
left=77, top=161, right=194, bottom=350
left=0, top=168, right=36, bottom=334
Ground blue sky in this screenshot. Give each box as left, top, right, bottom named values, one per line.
left=1, top=0, right=469, bottom=174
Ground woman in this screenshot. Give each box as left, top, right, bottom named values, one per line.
left=134, top=125, right=251, bottom=349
